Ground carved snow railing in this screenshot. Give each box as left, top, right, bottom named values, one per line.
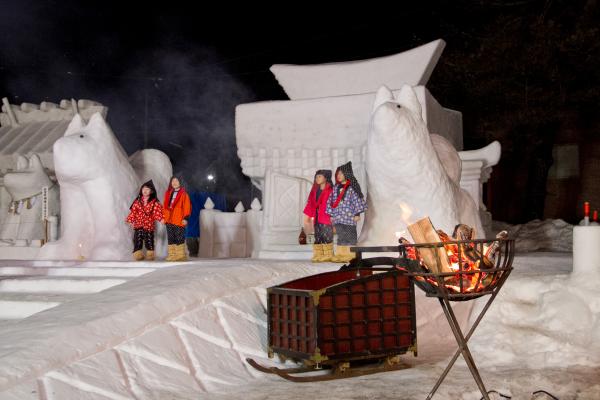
left=199, top=198, right=262, bottom=258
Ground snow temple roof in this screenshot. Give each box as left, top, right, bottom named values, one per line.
left=0, top=99, right=107, bottom=170
left=270, top=39, right=446, bottom=100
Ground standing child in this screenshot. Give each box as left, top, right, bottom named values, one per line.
left=303, top=169, right=334, bottom=262
left=126, top=180, right=164, bottom=261
left=326, top=162, right=367, bottom=263
left=163, top=176, right=192, bottom=261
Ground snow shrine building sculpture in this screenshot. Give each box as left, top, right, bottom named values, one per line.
left=235, top=39, right=501, bottom=258
left=0, top=98, right=107, bottom=259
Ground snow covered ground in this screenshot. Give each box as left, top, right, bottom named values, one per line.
left=209, top=253, right=600, bottom=400
left=0, top=250, right=598, bottom=399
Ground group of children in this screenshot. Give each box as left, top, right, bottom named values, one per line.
left=303, top=161, right=367, bottom=263
left=127, top=161, right=367, bottom=263
left=126, top=176, right=191, bottom=261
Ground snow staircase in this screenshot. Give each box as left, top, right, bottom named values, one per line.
left=0, top=261, right=165, bottom=321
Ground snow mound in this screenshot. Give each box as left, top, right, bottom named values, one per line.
left=470, top=253, right=600, bottom=369
left=492, top=219, right=573, bottom=252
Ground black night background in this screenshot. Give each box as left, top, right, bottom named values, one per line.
left=0, top=0, right=598, bottom=223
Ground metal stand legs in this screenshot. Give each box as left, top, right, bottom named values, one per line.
left=425, top=292, right=500, bottom=400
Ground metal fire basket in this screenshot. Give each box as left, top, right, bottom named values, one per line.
left=351, top=238, right=514, bottom=400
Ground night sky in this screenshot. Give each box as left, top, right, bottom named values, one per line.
left=1, top=1, right=598, bottom=222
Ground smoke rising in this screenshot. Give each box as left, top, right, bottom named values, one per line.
left=0, top=3, right=261, bottom=210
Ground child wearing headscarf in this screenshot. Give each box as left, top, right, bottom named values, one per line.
left=326, top=162, right=367, bottom=263
left=163, top=176, right=192, bottom=261
left=303, top=169, right=334, bottom=262
left=126, top=180, right=164, bottom=261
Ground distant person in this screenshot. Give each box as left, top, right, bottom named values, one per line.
left=126, top=180, right=164, bottom=261
left=327, top=162, right=367, bottom=263
left=163, top=176, right=192, bottom=261
left=303, top=169, right=334, bottom=262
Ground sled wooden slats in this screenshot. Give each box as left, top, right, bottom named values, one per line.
left=267, top=268, right=416, bottom=365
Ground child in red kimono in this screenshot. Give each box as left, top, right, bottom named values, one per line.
left=126, top=180, right=164, bottom=261
left=303, top=170, right=334, bottom=262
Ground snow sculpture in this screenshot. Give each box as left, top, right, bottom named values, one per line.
left=129, top=149, right=172, bottom=196
left=0, top=154, right=59, bottom=244
left=270, top=39, right=446, bottom=100
left=38, top=113, right=172, bottom=260
left=235, top=40, right=500, bottom=258
left=360, top=85, right=483, bottom=245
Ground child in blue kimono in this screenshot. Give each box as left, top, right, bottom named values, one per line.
left=326, top=161, right=367, bottom=262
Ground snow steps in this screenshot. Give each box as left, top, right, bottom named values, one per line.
left=0, top=262, right=160, bottom=321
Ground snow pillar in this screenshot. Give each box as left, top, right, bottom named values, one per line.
left=199, top=198, right=219, bottom=258
left=1, top=98, right=18, bottom=126
left=572, top=226, right=600, bottom=275
left=47, top=215, right=59, bottom=242
left=246, top=198, right=263, bottom=258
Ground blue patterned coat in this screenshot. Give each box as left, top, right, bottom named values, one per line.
left=326, top=186, right=367, bottom=226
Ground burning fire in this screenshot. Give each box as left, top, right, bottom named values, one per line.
left=399, top=218, right=508, bottom=294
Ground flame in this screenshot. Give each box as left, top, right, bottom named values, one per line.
left=397, top=201, right=413, bottom=225
left=405, top=235, right=498, bottom=294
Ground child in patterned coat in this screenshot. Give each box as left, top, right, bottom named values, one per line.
left=303, top=169, right=334, bottom=262
left=326, top=162, right=367, bottom=263
left=126, top=180, right=164, bottom=261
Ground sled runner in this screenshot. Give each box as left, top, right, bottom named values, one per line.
left=247, top=254, right=417, bottom=382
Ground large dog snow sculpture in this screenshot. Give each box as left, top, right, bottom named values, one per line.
left=38, top=113, right=172, bottom=260
left=360, top=85, right=482, bottom=245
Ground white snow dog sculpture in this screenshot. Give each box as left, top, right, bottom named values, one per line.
left=360, top=85, right=483, bottom=245
left=38, top=113, right=172, bottom=261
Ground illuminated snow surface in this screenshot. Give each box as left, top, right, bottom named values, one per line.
left=0, top=244, right=598, bottom=399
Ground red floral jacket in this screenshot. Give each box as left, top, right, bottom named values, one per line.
left=126, top=198, right=164, bottom=231
left=303, top=183, right=332, bottom=225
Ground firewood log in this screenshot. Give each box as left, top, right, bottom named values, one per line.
left=407, top=217, right=452, bottom=273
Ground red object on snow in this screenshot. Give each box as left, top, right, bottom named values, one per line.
left=584, top=201, right=590, bottom=217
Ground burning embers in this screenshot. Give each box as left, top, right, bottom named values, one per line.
left=398, top=217, right=509, bottom=296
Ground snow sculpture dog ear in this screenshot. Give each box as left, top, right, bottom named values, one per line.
left=395, top=84, right=422, bottom=119
left=84, top=112, right=111, bottom=139
left=372, top=85, right=395, bottom=112
left=64, top=114, right=85, bottom=137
